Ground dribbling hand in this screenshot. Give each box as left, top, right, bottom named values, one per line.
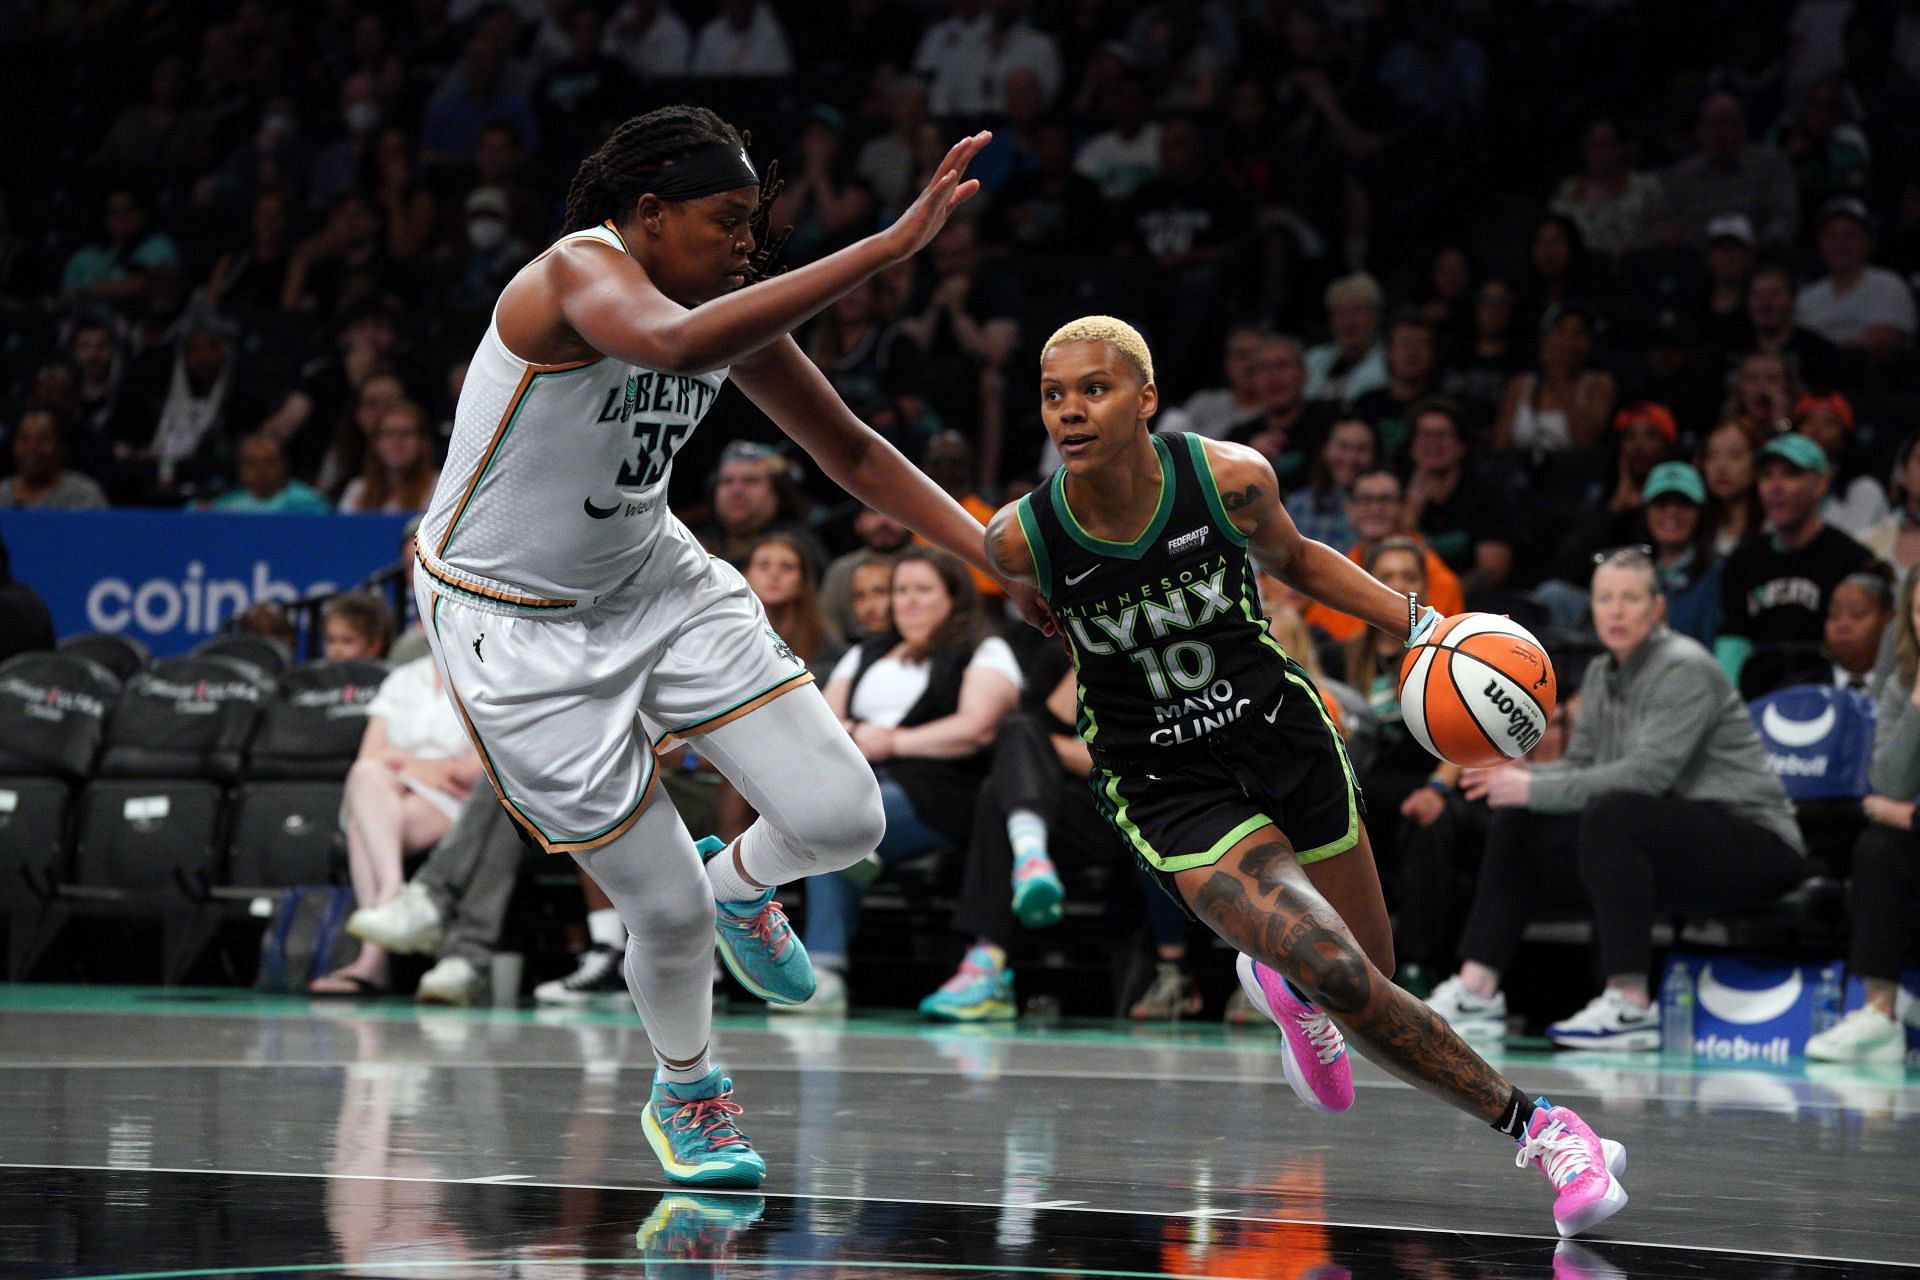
left=882, top=131, right=991, bottom=262
left=1005, top=581, right=1057, bottom=637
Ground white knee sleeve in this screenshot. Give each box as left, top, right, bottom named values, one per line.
left=694, top=685, right=886, bottom=882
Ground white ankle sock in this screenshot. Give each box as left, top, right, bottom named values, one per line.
left=706, top=838, right=769, bottom=905
left=1007, top=809, right=1049, bottom=862
left=654, top=1050, right=713, bottom=1087
left=587, top=907, right=625, bottom=951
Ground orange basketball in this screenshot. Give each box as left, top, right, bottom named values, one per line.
left=1397, top=613, right=1558, bottom=767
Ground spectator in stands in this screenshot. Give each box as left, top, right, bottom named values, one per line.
left=1304, top=272, right=1388, bottom=406
left=321, top=591, right=393, bottom=662
left=1074, top=69, right=1161, bottom=202
left=1406, top=397, right=1517, bottom=598
left=1549, top=115, right=1666, bottom=259
left=856, top=81, right=928, bottom=221
left=1717, top=434, right=1875, bottom=697
left=0, top=409, right=108, bottom=510
left=1350, top=312, right=1440, bottom=457
left=846, top=556, right=895, bottom=640
left=1225, top=334, right=1330, bottom=486
left=1804, top=568, right=1896, bottom=692
left=746, top=532, right=845, bottom=678
left=0, top=531, right=54, bottom=663
left=1544, top=402, right=1682, bottom=591
left=603, top=0, right=692, bottom=78
left=367, top=126, right=442, bottom=266
left=88, top=52, right=213, bottom=187
left=1771, top=76, right=1874, bottom=224
left=1700, top=214, right=1760, bottom=356
left=1429, top=548, right=1808, bottom=1050
left=1858, top=433, right=1920, bottom=573
left=1724, top=349, right=1801, bottom=438
left=68, top=316, right=129, bottom=445
left=339, top=401, right=440, bottom=515
left=421, top=31, right=540, bottom=169
left=1285, top=416, right=1378, bottom=552
left=123, top=313, right=262, bottom=505
left=691, top=441, right=824, bottom=569
left=281, top=190, right=392, bottom=321
left=1127, top=118, right=1251, bottom=388
left=1640, top=461, right=1725, bottom=646
left=690, top=0, right=794, bottom=77
left=913, top=0, right=1061, bottom=119
left=1494, top=303, right=1616, bottom=459
left=921, top=429, right=1004, bottom=600
left=1419, top=244, right=1476, bottom=342
left=896, top=219, right=1020, bottom=475
left=802, top=280, right=924, bottom=447
left=821, top=507, right=913, bottom=636
left=771, top=107, right=880, bottom=263
left=309, top=73, right=384, bottom=211
left=535, top=3, right=623, bottom=169
left=1796, top=196, right=1918, bottom=368
left=1742, top=263, right=1846, bottom=391
left=197, top=94, right=313, bottom=221
left=311, top=653, right=481, bottom=995
left=1663, top=91, right=1799, bottom=249
left=312, top=370, right=408, bottom=500
left=209, top=433, right=331, bottom=514
left=60, top=190, right=181, bottom=315
left=1437, top=277, right=1521, bottom=429
left=1794, top=390, right=1888, bottom=536
left=428, top=187, right=533, bottom=343
left=787, top=549, right=1023, bottom=1013
left=261, top=305, right=405, bottom=483
left=1806, top=567, right=1920, bottom=1062
left=1304, top=467, right=1465, bottom=645
left=206, top=191, right=295, bottom=319
left=1698, top=418, right=1764, bottom=556
left=1516, top=215, right=1594, bottom=335
left=1172, top=325, right=1272, bottom=440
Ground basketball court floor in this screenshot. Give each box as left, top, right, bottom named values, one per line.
left=2, top=984, right=1915, bottom=1279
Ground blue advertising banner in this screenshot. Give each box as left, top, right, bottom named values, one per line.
left=1661, top=953, right=1845, bottom=1065
left=1, top=511, right=412, bottom=657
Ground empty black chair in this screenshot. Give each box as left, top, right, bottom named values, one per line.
left=192, top=634, right=292, bottom=681
left=0, top=651, right=121, bottom=779
left=226, top=781, right=344, bottom=888
left=246, top=659, right=388, bottom=781
left=58, top=632, right=151, bottom=683
left=97, top=655, right=268, bottom=783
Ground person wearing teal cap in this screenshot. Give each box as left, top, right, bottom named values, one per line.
left=1639, top=461, right=1721, bottom=644
left=1714, top=432, right=1875, bottom=697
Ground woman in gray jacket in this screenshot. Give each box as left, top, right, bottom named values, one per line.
left=1425, top=548, right=1809, bottom=1050
left=1805, top=567, right=1920, bottom=1063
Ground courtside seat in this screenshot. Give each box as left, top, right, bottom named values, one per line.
left=245, top=659, right=387, bottom=781
left=192, top=634, right=293, bottom=682
left=58, top=632, right=151, bottom=683
left=97, top=656, right=268, bottom=784
left=224, top=781, right=344, bottom=890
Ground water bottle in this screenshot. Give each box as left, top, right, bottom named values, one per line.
left=1810, top=962, right=1844, bottom=1037
left=1660, top=963, right=1694, bottom=1061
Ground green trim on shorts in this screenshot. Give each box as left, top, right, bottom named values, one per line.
left=1279, top=665, right=1359, bottom=865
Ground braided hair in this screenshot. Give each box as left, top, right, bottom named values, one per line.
left=562, top=105, right=790, bottom=281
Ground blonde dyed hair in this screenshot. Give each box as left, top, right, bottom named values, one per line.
left=1042, top=315, right=1154, bottom=385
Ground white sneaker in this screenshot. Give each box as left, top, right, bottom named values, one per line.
left=1806, top=1006, right=1907, bottom=1064
left=533, top=946, right=626, bottom=1005
left=1427, top=975, right=1507, bottom=1039
left=1546, top=989, right=1660, bottom=1052
left=416, top=956, right=486, bottom=1006
left=347, top=882, right=445, bottom=955
left=768, top=966, right=846, bottom=1016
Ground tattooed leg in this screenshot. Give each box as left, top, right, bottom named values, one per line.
left=1300, top=824, right=1394, bottom=978
left=1177, top=829, right=1513, bottom=1124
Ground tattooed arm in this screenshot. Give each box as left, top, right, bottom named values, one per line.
left=1176, top=836, right=1516, bottom=1123
left=1199, top=438, right=1415, bottom=640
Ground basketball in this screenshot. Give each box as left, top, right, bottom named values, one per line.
left=1398, top=613, right=1557, bottom=768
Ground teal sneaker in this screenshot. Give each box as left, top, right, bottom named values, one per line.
left=701, top=835, right=816, bottom=1006
left=918, top=945, right=1018, bottom=1022
left=642, top=1070, right=768, bottom=1188
left=1011, top=851, right=1064, bottom=928
left=635, top=1191, right=765, bottom=1278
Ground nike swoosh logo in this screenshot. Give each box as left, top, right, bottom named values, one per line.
left=583, top=496, right=620, bottom=520
left=1264, top=692, right=1285, bottom=723
left=1064, top=565, right=1098, bottom=586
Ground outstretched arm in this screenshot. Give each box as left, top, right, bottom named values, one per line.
left=1203, top=438, right=1418, bottom=641
left=559, top=133, right=990, bottom=376
left=733, top=338, right=1053, bottom=633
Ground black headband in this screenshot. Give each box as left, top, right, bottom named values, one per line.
left=624, top=143, right=759, bottom=203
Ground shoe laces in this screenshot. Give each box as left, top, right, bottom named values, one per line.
left=720, top=899, right=793, bottom=961
left=663, top=1087, right=750, bottom=1150
left=1295, top=1006, right=1345, bottom=1065
left=564, top=948, right=617, bottom=989
left=1013, top=854, right=1055, bottom=885
left=939, top=958, right=996, bottom=994
left=1515, top=1118, right=1593, bottom=1187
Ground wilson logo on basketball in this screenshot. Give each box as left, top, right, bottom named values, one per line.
left=1483, top=680, right=1543, bottom=753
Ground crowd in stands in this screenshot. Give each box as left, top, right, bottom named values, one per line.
left=4, top=0, right=1920, bottom=1057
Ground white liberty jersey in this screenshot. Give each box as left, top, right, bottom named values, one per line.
left=418, top=221, right=728, bottom=615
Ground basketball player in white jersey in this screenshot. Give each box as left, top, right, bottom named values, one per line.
left=416, top=106, right=1043, bottom=1187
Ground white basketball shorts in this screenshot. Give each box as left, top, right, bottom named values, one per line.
left=416, top=520, right=813, bottom=853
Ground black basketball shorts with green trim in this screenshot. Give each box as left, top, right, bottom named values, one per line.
left=1087, top=659, right=1364, bottom=908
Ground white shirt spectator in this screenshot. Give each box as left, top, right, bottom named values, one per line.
left=1176, top=387, right=1261, bottom=439
left=368, top=657, right=471, bottom=759
left=690, top=3, right=792, bottom=78
left=1795, top=266, right=1918, bottom=345
left=1074, top=124, right=1162, bottom=202
left=601, top=2, right=691, bottom=78
left=830, top=637, right=1024, bottom=728
left=912, top=12, right=1062, bottom=118
left=1822, top=474, right=1892, bottom=538
left=1303, top=342, right=1389, bottom=406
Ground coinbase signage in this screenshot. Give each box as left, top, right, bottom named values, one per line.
left=0, top=511, right=411, bottom=657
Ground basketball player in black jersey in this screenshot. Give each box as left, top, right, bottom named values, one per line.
left=984, top=317, right=1631, bottom=1239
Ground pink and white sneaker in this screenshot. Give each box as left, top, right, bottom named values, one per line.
left=1516, top=1100, right=1629, bottom=1238
left=1235, top=954, right=1354, bottom=1114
